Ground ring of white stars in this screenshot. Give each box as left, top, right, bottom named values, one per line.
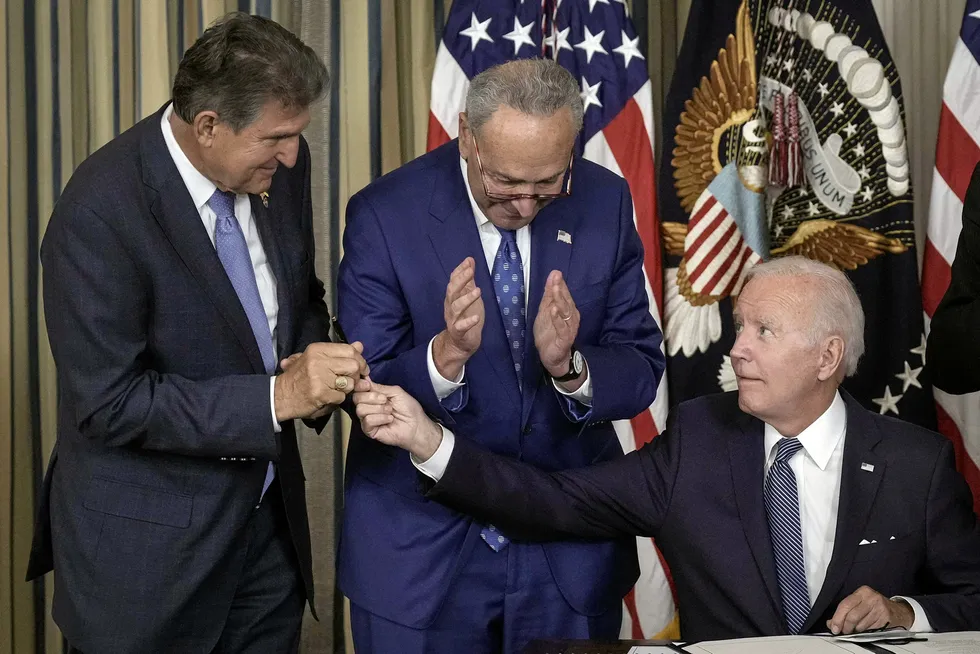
left=843, top=123, right=858, bottom=139
left=858, top=165, right=871, bottom=180
left=575, top=27, right=607, bottom=64
left=782, top=205, right=794, bottom=220
left=861, top=186, right=874, bottom=203
left=873, top=336, right=928, bottom=416
left=808, top=201, right=820, bottom=216
left=460, top=12, right=493, bottom=51
left=802, top=69, right=813, bottom=82
left=852, top=143, right=866, bottom=159
left=817, top=83, right=830, bottom=98
left=782, top=59, right=794, bottom=73
left=830, top=102, right=845, bottom=117
left=581, top=77, right=603, bottom=112
left=503, top=17, right=535, bottom=55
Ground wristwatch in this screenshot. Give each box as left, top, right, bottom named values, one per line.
left=553, top=347, right=584, bottom=383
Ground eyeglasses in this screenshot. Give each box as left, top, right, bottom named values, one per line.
left=472, top=137, right=573, bottom=202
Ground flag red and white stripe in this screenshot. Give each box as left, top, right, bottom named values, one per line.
left=923, top=30, right=980, bottom=509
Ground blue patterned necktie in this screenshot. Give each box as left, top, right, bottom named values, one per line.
left=208, top=189, right=276, bottom=499
left=480, top=228, right=526, bottom=552
left=491, top=228, right=526, bottom=384
left=765, top=437, right=810, bottom=634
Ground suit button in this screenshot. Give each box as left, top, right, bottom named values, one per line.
left=522, top=426, right=532, bottom=436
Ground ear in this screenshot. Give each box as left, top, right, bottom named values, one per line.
left=816, top=335, right=845, bottom=382
left=192, top=110, right=221, bottom=147
left=457, top=112, right=472, bottom=160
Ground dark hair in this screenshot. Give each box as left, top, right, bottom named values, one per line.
left=172, top=12, right=328, bottom=132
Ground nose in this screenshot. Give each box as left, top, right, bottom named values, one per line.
left=730, top=330, right=750, bottom=362
left=513, top=197, right=537, bottom=218
left=276, top=135, right=301, bottom=168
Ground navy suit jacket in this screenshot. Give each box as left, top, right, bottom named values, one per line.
left=26, top=106, right=330, bottom=653
left=336, top=140, right=665, bottom=627
left=428, top=391, right=980, bottom=641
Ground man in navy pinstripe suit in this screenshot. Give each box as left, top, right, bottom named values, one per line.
left=26, top=14, right=364, bottom=654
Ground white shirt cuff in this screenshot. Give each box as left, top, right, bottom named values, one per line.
left=552, top=363, right=593, bottom=404
left=411, top=426, right=455, bottom=482
left=893, top=596, right=933, bottom=632
left=270, top=377, right=282, bottom=433
left=427, top=336, right=466, bottom=400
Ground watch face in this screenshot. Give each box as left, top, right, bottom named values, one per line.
left=572, top=350, right=584, bottom=374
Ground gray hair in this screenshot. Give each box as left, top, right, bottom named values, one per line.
left=465, top=59, right=584, bottom=134
left=172, top=12, right=328, bottom=132
left=743, top=256, right=865, bottom=376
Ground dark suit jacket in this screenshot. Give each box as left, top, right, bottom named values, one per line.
left=26, top=105, right=330, bottom=653
left=928, top=162, right=980, bottom=394
left=428, top=390, right=980, bottom=642
left=336, top=140, right=665, bottom=627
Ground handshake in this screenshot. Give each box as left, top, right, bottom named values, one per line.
left=273, top=341, right=370, bottom=422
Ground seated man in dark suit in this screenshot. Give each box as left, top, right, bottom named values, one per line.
left=353, top=256, right=980, bottom=642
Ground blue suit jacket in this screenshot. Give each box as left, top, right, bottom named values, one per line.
left=429, top=390, right=980, bottom=641
left=337, top=140, right=665, bottom=627
left=26, top=106, right=330, bottom=653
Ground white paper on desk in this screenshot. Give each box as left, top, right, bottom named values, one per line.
left=627, top=648, right=683, bottom=654
left=683, top=635, right=869, bottom=654
left=874, top=632, right=980, bottom=653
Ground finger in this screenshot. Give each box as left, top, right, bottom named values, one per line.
left=355, top=399, right=392, bottom=419
left=279, top=353, right=302, bottom=370
left=842, top=602, right=874, bottom=634
left=353, top=378, right=372, bottom=393
left=830, top=593, right=862, bottom=634
left=450, top=286, right=482, bottom=318
left=453, top=313, right=482, bottom=333
left=362, top=413, right=395, bottom=434
left=351, top=341, right=364, bottom=354
left=447, top=258, right=475, bottom=299
left=556, top=277, right=578, bottom=315
left=353, top=390, right=390, bottom=408
left=317, top=389, right=346, bottom=408
left=854, top=603, right=887, bottom=633
left=551, top=304, right=572, bottom=341
left=322, top=358, right=364, bottom=378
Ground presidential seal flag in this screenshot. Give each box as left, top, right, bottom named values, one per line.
left=659, top=0, right=936, bottom=428
left=428, top=0, right=676, bottom=639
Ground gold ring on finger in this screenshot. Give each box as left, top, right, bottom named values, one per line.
left=334, top=376, right=349, bottom=391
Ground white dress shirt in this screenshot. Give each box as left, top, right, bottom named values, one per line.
left=160, top=104, right=282, bottom=479
left=764, top=391, right=931, bottom=631
left=419, top=391, right=933, bottom=631
left=425, top=157, right=592, bottom=403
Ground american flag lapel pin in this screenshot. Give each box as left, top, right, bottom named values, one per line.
left=557, top=230, right=572, bottom=245
left=861, top=462, right=875, bottom=472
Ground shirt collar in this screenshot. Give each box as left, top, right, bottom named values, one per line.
left=161, top=103, right=218, bottom=213
left=460, top=156, right=492, bottom=230
left=764, top=391, right=847, bottom=470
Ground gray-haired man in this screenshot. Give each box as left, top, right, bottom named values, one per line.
left=337, top=58, right=665, bottom=653
left=27, top=13, right=365, bottom=653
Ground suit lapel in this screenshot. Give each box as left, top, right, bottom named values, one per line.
left=250, top=193, right=293, bottom=365
left=521, top=203, right=575, bottom=427
left=428, top=146, right=520, bottom=402
left=805, top=393, right=884, bottom=631
left=140, top=108, right=266, bottom=374
left=728, top=412, right=784, bottom=623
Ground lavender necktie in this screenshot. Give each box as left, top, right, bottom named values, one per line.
left=208, top=189, right=276, bottom=500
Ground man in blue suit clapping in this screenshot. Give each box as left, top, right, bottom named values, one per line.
left=337, top=58, right=666, bottom=653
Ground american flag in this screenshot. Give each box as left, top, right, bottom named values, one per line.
left=427, top=0, right=676, bottom=639
left=922, top=0, right=980, bottom=510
